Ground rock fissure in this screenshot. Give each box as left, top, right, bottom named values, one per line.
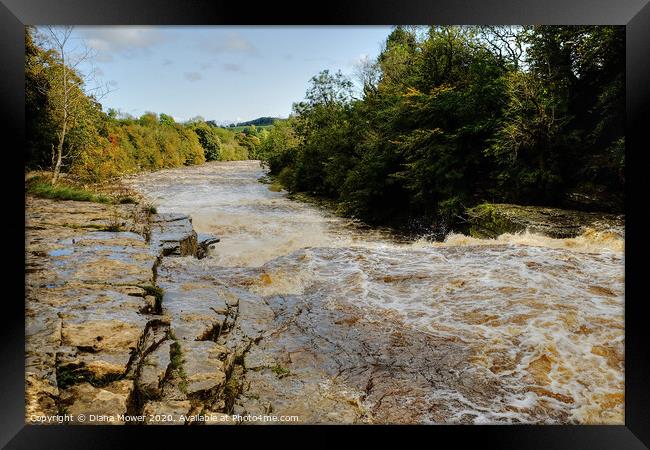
left=26, top=196, right=247, bottom=425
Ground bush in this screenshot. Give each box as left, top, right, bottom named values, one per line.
left=71, top=118, right=206, bottom=182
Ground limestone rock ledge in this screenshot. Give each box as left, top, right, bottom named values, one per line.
left=25, top=196, right=241, bottom=425
left=465, top=203, right=624, bottom=239
left=150, top=213, right=198, bottom=256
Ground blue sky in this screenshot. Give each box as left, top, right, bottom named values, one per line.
left=63, top=26, right=394, bottom=124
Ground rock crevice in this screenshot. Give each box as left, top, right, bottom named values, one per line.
left=25, top=197, right=240, bottom=425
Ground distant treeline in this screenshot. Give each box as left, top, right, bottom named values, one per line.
left=226, top=117, right=282, bottom=128
left=258, top=26, right=625, bottom=231
left=25, top=26, right=264, bottom=182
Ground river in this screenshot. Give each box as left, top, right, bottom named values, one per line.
left=125, top=160, right=624, bottom=424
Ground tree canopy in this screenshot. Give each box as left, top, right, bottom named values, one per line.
left=25, top=26, right=257, bottom=181
left=257, top=25, right=625, bottom=232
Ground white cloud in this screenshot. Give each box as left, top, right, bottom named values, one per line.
left=77, top=26, right=168, bottom=61
left=222, top=63, right=241, bottom=72
left=199, top=32, right=257, bottom=55
left=184, top=72, right=202, bottom=81
left=225, top=33, right=254, bottom=52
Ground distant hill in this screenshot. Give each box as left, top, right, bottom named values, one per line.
left=227, top=117, right=283, bottom=128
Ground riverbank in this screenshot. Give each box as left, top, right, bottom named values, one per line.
left=258, top=172, right=626, bottom=242
left=25, top=162, right=625, bottom=424
left=466, top=203, right=624, bottom=240
left=25, top=191, right=249, bottom=424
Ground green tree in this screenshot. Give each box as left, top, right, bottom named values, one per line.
left=190, top=122, right=222, bottom=161
left=37, top=26, right=109, bottom=184
left=258, top=118, right=299, bottom=175
left=25, top=26, right=56, bottom=170
left=159, top=113, right=175, bottom=126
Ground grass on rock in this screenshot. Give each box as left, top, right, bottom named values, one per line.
left=27, top=176, right=112, bottom=204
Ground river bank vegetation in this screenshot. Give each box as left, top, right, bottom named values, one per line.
left=26, top=25, right=624, bottom=234
left=257, top=26, right=625, bottom=232
left=25, top=26, right=261, bottom=184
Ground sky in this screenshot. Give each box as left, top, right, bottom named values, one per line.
left=55, top=26, right=394, bottom=124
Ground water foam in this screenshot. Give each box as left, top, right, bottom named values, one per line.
left=126, top=160, right=625, bottom=424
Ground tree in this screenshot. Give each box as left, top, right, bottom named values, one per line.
left=159, top=113, right=175, bottom=126
left=187, top=115, right=205, bottom=124
left=474, top=26, right=526, bottom=70
left=288, top=70, right=357, bottom=196
left=353, top=54, right=381, bottom=97
left=37, top=26, right=109, bottom=184
left=294, top=70, right=354, bottom=114
left=259, top=26, right=625, bottom=229
left=139, top=111, right=159, bottom=126
left=25, top=26, right=56, bottom=169
left=489, top=71, right=570, bottom=202
left=258, top=118, right=299, bottom=172
left=190, top=122, right=222, bottom=161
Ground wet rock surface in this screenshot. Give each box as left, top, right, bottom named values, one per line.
left=59, top=380, right=134, bottom=425
left=24, top=196, right=224, bottom=424
left=138, top=340, right=172, bottom=399
left=143, top=400, right=191, bottom=425
left=196, top=233, right=221, bottom=259
left=466, top=203, right=624, bottom=239
left=26, top=197, right=154, bottom=421
left=150, top=213, right=198, bottom=256
left=233, top=293, right=476, bottom=424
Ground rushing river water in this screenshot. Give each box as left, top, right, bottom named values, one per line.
left=125, top=160, right=624, bottom=424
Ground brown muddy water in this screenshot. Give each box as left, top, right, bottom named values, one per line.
left=124, top=160, right=624, bottom=424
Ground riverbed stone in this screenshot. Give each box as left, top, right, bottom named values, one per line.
left=180, top=341, right=228, bottom=396
left=159, top=287, right=230, bottom=341
left=181, top=341, right=228, bottom=395
left=150, top=213, right=198, bottom=256
left=59, top=380, right=134, bottom=424
left=25, top=196, right=143, bottom=233
left=25, top=373, right=59, bottom=421
left=197, top=233, right=221, bottom=259
left=244, top=346, right=276, bottom=370
left=233, top=289, right=275, bottom=341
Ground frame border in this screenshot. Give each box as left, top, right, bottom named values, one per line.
left=2, top=0, right=648, bottom=447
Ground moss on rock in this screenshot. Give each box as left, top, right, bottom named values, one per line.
left=466, top=203, right=624, bottom=239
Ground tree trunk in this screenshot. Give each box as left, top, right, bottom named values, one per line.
left=51, top=125, right=65, bottom=184
left=52, top=42, right=68, bottom=185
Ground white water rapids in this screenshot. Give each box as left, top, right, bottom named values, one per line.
left=125, top=160, right=624, bottom=424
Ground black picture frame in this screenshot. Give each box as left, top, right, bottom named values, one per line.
left=2, top=0, right=648, bottom=447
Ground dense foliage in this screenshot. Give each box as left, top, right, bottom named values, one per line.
left=26, top=25, right=625, bottom=230
left=25, top=26, right=256, bottom=182
left=227, top=116, right=281, bottom=127
left=258, top=26, right=625, bottom=231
